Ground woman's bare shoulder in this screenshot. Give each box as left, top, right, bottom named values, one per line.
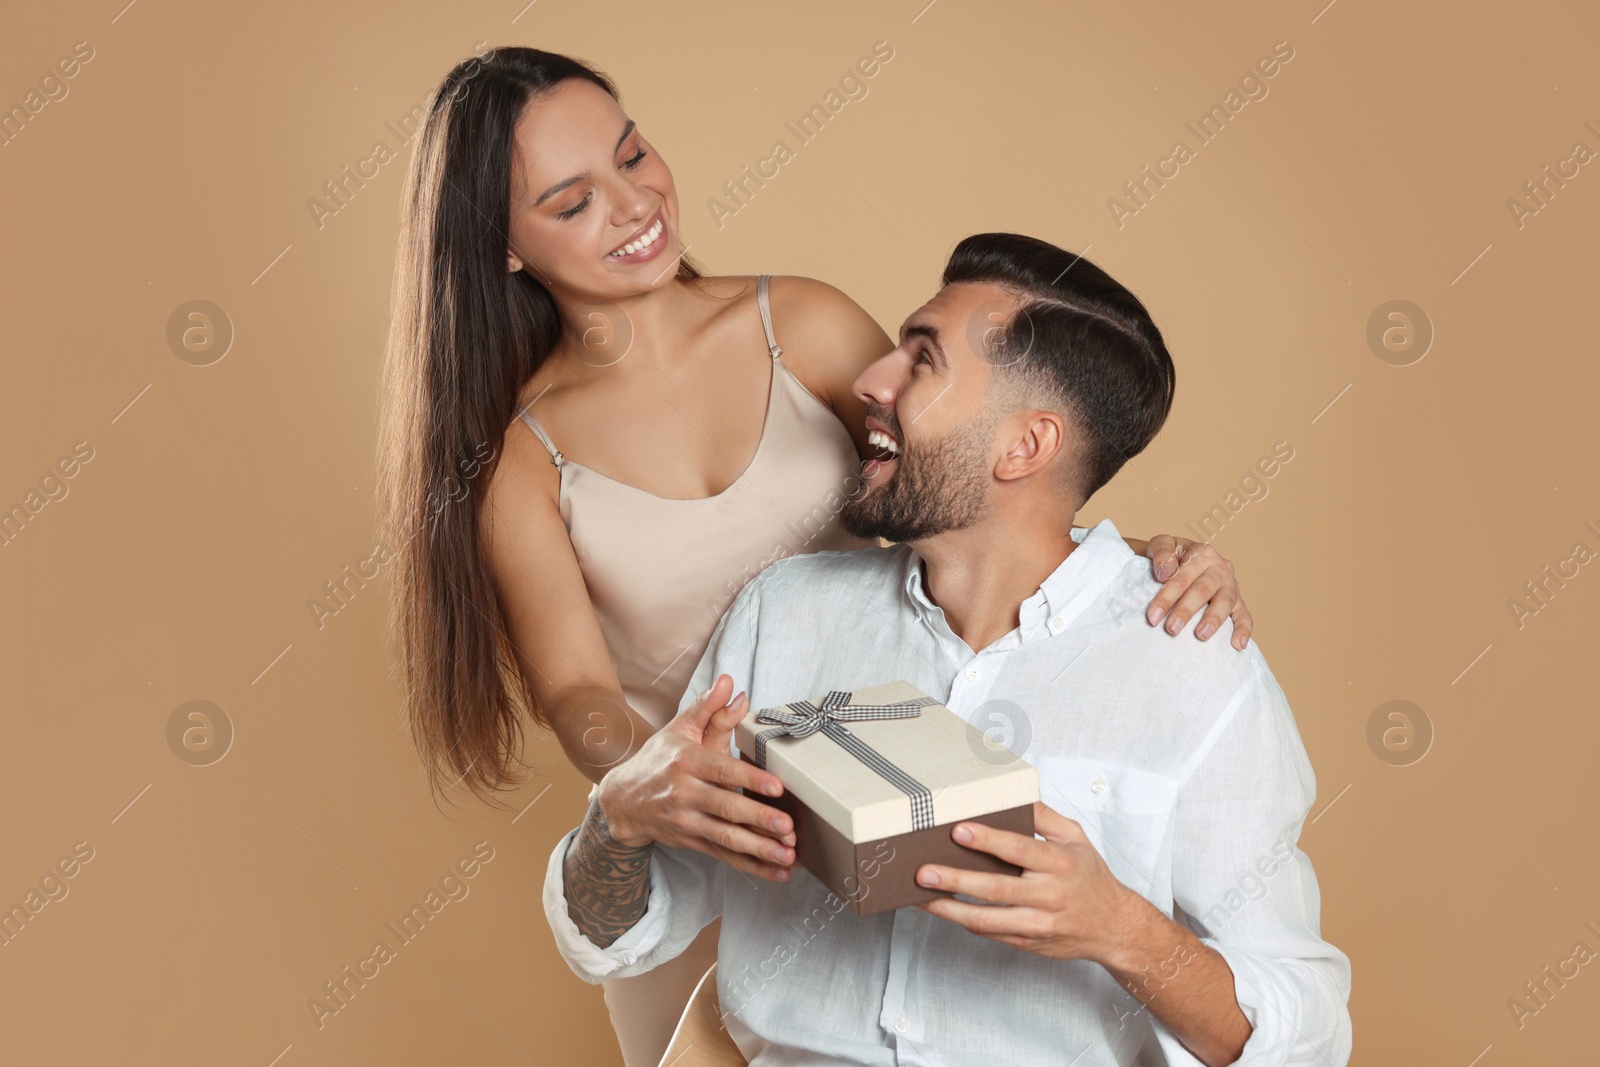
left=766, top=274, right=874, bottom=323
left=693, top=272, right=876, bottom=330
left=764, top=275, right=895, bottom=399
left=484, top=408, right=562, bottom=525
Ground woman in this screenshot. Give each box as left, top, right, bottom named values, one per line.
left=377, top=47, right=1254, bottom=1067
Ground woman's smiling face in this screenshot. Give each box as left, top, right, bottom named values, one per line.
left=506, top=78, right=682, bottom=301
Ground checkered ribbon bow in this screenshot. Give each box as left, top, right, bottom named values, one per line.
left=753, top=690, right=939, bottom=832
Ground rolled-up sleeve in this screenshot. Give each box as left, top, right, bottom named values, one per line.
left=1158, top=656, right=1353, bottom=1066
left=1206, top=942, right=1353, bottom=1066
left=542, top=826, right=726, bottom=984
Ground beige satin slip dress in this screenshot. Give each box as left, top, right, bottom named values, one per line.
left=516, top=275, right=870, bottom=1067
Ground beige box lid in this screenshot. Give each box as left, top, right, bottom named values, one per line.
left=734, top=680, right=1040, bottom=843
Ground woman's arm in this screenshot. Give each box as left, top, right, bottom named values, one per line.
left=481, top=419, right=651, bottom=780
left=480, top=420, right=793, bottom=877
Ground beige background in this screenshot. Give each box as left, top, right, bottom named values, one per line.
left=2, top=0, right=1595, bottom=1064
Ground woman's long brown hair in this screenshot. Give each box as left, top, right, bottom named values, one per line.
left=376, top=47, right=699, bottom=805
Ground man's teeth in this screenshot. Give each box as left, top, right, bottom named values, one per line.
left=609, top=218, right=664, bottom=257
left=867, top=429, right=900, bottom=456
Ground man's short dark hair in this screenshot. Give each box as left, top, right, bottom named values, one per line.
left=943, top=232, right=1176, bottom=498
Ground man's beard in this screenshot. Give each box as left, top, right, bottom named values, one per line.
left=840, top=410, right=994, bottom=543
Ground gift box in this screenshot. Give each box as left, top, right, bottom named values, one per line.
left=734, top=680, right=1039, bottom=916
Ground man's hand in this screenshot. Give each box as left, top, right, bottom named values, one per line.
left=596, top=673, right=797, bottom=881
left=911, top=800, right=1138, bottom=961
left=913, top=801, right=1253, bottom=1066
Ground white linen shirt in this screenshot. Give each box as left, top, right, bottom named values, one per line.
left=543, top=520, right=1352, bottom=1066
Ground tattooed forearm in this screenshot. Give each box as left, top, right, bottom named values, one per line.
left=564, top=796, right=654, bottom=949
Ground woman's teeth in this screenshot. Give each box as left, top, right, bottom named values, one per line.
left=609, top=218, right=664, bottom=257
left=867, top=429, right=900, bottom=456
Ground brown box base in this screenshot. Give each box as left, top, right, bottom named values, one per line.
left=741, top=752, right=1035, bottom=916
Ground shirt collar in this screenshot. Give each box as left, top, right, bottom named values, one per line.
left=900, top=519, right=1135, bottom=645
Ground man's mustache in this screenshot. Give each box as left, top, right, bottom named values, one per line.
left=865, top=403, right=905, bottom=451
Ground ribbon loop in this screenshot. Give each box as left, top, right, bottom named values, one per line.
left=752, top=689, right=939, bottom=831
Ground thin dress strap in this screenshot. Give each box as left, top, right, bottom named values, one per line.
left=757, top=274, right=782, bottom=360
left=515, top=406, right=564, bottom=468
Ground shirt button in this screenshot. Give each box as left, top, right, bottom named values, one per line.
left=965, top=667, right=981, bottom=682
left=894, top=1017, right=909, bottom=1033
left=1049, top=615, right=1065, bottom=633
left=1090, top=776, right=1108, bottom=795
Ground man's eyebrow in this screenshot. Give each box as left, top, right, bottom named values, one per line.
left=904, top=323, right=946, bottom=369
left=534, top=121, right=638, bottom=207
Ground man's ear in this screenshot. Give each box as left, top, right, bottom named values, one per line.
left=995, top=409, right=1067, bottom=482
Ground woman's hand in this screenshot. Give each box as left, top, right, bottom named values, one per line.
left=1140, top=536, right=1254, bottom=650
left=595, top=674, right=798, bottom=881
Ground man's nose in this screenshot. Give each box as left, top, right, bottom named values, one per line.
left=853, top=350, right=905, bottom=410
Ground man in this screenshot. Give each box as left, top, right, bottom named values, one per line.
left=541, top=233, right=1352, bottom=1065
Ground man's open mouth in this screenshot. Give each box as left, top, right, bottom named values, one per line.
left=862, top=425, right=901, bottom=480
